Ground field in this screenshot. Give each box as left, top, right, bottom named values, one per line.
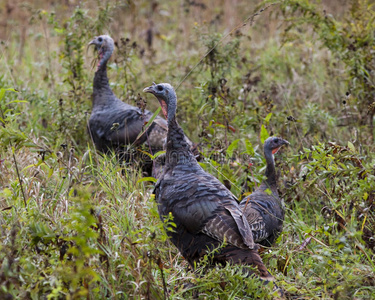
left=0, top=0, right=374, bottom=299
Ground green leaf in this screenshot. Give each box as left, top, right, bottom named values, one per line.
left=138, top=150, right=153, bottom=159
left=152, top=150, right=166, bottom=159
left=54, top=27, right=64, bottom=34
left=243, top=139, right=254, bottom=156
left=6, top=100, right=28, bottom=105
left=0, top=88, right=17, bottom=102
left=1, top=188, right=12, bottom=197
left=48, top=167, right=54, bottom=179
left=136, top=177, right=158, bottom=184
left=260, top=125, right=269, bottom=144
left=347, top=141, right=355, bottom=152
left=264, top=188, right=272, bottom=195
left=226, top=139, right=240, bottom=158
left=264, top=113, right=272, bottom=123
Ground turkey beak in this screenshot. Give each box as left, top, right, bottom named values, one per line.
left=88, top=38, right=97, bottom=47
left=87, top=39, right=98, bottom=55
left=87, top=39, right=97, bottom=58
left=280, top=139, right=290, bottom=149
left=143, top=86, right=155, bottom=95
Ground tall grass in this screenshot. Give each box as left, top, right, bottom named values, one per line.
left=0, top=0, right=374, bottom=298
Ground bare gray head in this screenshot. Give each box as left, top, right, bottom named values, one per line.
left=263, top=136, right=289, bottom=182
left=88, top=35, right=115, bottom=71
left=143, top=83, right=177, bottom=123
left=264, top=136, right=289, bottom=155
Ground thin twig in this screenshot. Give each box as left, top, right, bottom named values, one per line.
left=156, top=257, right=169, bottom=300
left=11, top=147, right=28, bottom=209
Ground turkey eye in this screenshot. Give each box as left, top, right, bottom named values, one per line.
left=157, top=86, right=163, bottom=91
left=274, top=138, right=279, bottom=143
left=98, top=37, right=103, bottom=42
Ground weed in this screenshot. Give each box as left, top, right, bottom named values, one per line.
left=0, top=0, right=374, bottom=298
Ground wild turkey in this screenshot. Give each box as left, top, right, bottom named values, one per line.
left=143, top=82, right=276, bottom=285
left=87, top=35, right=168, bottom=156
left=240, top=136, right=289, bottom=247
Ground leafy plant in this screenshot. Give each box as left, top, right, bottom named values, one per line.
left=1, top=1, right=375, bottom=299
left=276, top=0, right=375, bottom=142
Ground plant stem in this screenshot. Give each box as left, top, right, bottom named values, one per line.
left=0, top=96, right=27, bottom=209
left=12, top=148, right=27, bottom=209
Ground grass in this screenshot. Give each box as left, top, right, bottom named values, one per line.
left=0, top=0, right=374, bottom=299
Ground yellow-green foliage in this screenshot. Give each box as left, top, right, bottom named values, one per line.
left=0, top=0, right=374, bottom=299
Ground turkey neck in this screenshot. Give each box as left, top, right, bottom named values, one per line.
left=264, top=146, right=277, bottom=187
left=92, top=50, right=114, bottom=107
left=165, top=92, right=193, bottom=165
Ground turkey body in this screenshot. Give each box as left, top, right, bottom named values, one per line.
left=89, top=94, right=167, bottom=154
left=144, top=83, right=275, bottom=281
left=240, top=181, right=284, bottom=246
left=240, top=137, right=289, bottom=247
left=88, top=35, right=168, bottom=155
left=155, top=158, right=269, bottom=271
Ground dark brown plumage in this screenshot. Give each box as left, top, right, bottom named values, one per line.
left=240, top=137, right=289, bottom=247
left=143, top=83, right=276, bottom=284
left=88, top=35, right=168, bottom=155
